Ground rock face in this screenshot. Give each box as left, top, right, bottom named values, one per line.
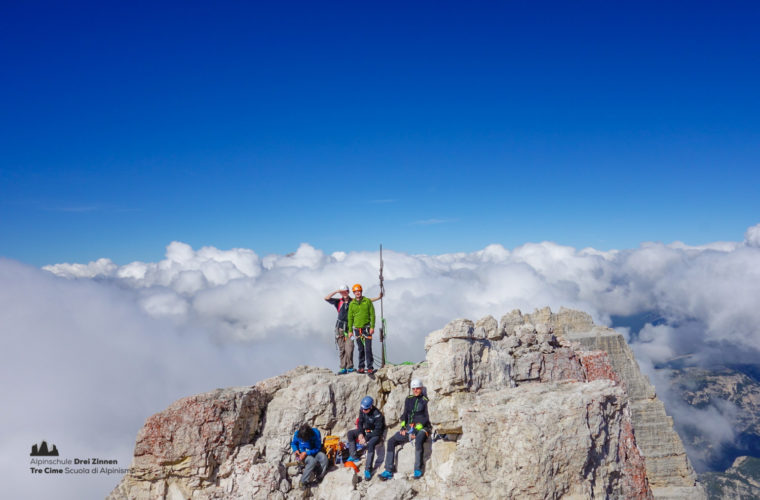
left=554, top=307, right=705, bottom=500
left=108, top=308, right=702, bottom=500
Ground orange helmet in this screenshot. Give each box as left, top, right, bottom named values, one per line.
left=352, top=284, right=362, bottom=292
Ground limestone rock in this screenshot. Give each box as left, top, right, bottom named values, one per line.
left=498, top=309, right=523, bottom=337
left=444, top=381, right=648, bottom=499
left=312, top=467, right=360, bottom=500
left=475, top=315, right=499, bottom=340
left=565, top=325, right=705, bottom=499
left=109, top=307, right=705, bottom=500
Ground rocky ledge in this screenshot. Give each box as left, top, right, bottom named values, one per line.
left=108, top=307, right=705, bottom=499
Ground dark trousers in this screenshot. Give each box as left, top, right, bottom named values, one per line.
left=384, top=429, right=427, bottom=472
left=346, top=429, right=381, bottom=471
left=355, top=327, right=373, bottom=369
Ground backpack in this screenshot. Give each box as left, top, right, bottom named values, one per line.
left=321, top=435, right=345, bottom=464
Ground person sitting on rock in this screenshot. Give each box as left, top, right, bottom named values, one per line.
left=291, top=423, right=328, bottom=488
left=379, top=378, right=430, bottom=480
left=346, top=395, right=386, bottom=481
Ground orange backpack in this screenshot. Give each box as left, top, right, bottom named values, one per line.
left=322, top=435, right=345, bottom=464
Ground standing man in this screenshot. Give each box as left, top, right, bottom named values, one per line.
left=325, top=286, right=384, bottom=374
left=347, top=283, right=376, bottom=374
left=325, top=285, right=354, bottom=374
left=379, top=378, right=430, bottom=480
left=346, top=396, right=385, bottom=480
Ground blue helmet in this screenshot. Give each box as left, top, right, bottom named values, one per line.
left=360, top=396, right=374, bottom=410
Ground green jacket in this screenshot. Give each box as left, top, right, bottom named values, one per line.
left=347, top=297, right=375, bottom=331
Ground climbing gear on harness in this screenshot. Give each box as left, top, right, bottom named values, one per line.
left=335, top=319, right=348, bottom=334
left=354, top=326, right=369, bottom=345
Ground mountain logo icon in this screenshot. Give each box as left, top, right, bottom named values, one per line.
left=30, top=440, right=59, bottom=456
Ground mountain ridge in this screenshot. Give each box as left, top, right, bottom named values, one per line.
left=108, top=307, right=705, bottom=499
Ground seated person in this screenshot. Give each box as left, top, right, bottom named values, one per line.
left=290, top=423, right=328, bottom=487
left=379, top=378, right=430, bottom=480
left=346, top=396, right=385, bottom=480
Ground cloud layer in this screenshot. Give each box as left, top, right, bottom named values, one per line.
left=3, top=223, right=760, bottom=497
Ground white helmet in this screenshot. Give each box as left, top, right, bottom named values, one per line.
left=410, top=378, right=423, bottom=389
left=339, top=285, right=349, bottom=292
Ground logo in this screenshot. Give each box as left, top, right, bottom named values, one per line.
left=30, top=440, right=59, bottom=456
left=29, top=441, right=132, bottom=477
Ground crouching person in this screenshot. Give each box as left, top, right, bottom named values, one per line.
left=346, top=396, right=385, bottom=480
left=291, top=424, right=328, bottom=488
left=380, top=378, right=430, bottom=480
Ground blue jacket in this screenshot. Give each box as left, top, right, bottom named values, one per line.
left=291, top=428, right=322, bottom=456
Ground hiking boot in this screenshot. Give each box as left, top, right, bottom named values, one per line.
left=366, top=368, right=375, bottom=375
left=337, top=368, right=347, bottom=375
left=413, top=469, right=423, bottom=479
left=345, top=456, right=358, bottom=463
left=357, top=368, right=365, bottom=374
left=364, top=470, right=371, bottom=480
left=379, top=470, right=393, bottom=480
left=347, top=368, right=355, bottom=373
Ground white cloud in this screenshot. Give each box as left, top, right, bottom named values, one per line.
left=0, top=259, right=332, bottom=499
left=745, top=223, right=760, bottom=248
left=4, top=222, right=760, bottom=497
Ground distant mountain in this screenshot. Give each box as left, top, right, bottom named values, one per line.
left=669, top=366, right=760, bottom=473
left=701, top=456, right=760, bottom=499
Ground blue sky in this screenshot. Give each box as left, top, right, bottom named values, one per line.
left=2, top=1, right=759, bottom=266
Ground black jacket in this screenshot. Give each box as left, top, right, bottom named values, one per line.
left=358, top=406, right=385, bottom=440
left=328, top=297, right=351, bottom=323
left=400, top=394, right=430, bottom=430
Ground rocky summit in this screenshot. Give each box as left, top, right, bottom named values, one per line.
left=108, top=307, right=706, bottom=500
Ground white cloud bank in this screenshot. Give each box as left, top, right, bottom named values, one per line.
left=2, top=223, right=760, bottom=497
